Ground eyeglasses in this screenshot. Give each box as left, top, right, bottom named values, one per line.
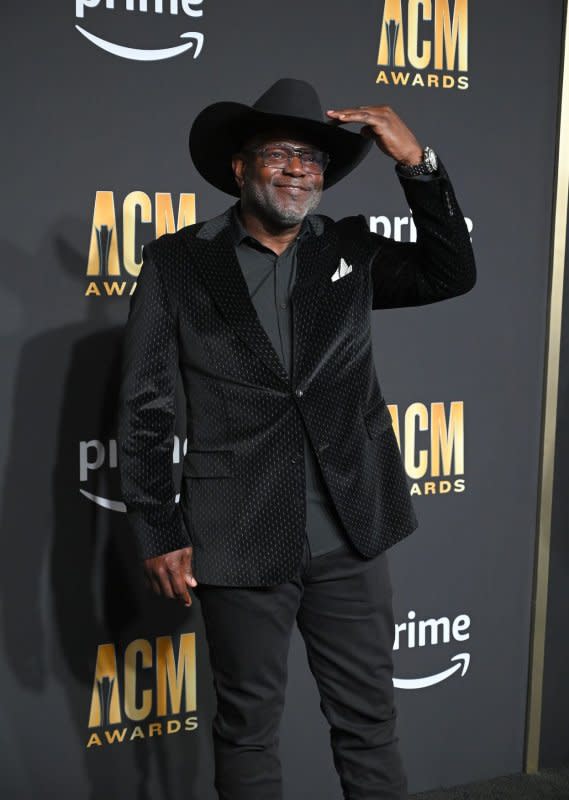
left=246, top=144, right=330, bottom=175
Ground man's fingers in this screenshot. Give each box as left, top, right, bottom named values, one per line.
left=327, top=107, right=371, bottom=116
left=327, top=107, right=393, bottom=129
left=327, top=105, right=390, bottom=114
left=157, top=568, right=176, bottom=600
left=144, top=571, right=162, bottom=596
left=327, top=107, right=364, bottom=114
left=142, top=547, right=195, bottom=606
left=327, top=111, right=371, bottom=123
left=184, top=549, right=198, bottom=587
left=168, top=568, right=192, bottom=607
left=145, top=567, right=192, bottom=606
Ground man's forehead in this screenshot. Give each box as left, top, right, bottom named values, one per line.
left=242, top=129, right=318, bottom=149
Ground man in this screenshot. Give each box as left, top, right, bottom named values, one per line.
left=118, top=78, right=476, bottom=799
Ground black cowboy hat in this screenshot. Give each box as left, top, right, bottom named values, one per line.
left=188, top=78, right=373, bottom=197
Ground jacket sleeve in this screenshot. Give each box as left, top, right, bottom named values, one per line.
left=366, top=155, right=476, bottom=309
left=117, top=242, right=191, bottom=560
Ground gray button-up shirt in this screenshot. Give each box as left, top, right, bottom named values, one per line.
left=229, top=202, right=350, bottom=557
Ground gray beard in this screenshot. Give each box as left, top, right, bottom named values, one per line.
left=241, top=175, right=322, bottom=228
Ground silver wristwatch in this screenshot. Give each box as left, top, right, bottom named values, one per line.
left=396, top=145, right=438, bottom=176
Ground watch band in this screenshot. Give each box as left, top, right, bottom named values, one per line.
left=396, top=145, right=438, bottom=176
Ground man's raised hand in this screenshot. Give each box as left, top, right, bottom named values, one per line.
left=326, top=105, right=423, bottom=166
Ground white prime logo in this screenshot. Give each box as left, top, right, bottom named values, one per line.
left=393, top=610, right=471, bottom=690
left=369, top=211, right=474, bottom=242
left=75, top=0, right=204, bottom=61
left=79, top=437, right=186, bottom=508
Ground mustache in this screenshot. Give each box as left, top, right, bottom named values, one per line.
left=271, top=180, right=315, bottom=191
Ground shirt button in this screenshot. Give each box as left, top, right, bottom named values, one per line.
left=280, top=301, right=287, bottom=309
left=295, top=388, right=303, bottom=398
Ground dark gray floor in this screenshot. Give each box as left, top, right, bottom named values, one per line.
left=411, top=767, right=569, bottom=799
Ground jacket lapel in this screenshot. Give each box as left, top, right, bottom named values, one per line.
left=183, top=215, right=290, bottom=384
left=181, top=209, right=338, bottom=387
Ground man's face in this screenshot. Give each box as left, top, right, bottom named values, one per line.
left=232, top=131, right=325, bottom=227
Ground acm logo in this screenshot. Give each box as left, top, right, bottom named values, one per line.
left=84, top=190, right=196, bottom=297
left=87, top=633, right=198, bottom=748
left=376, top=0, right=469, bottom=90
left=386, top=401, right=466, bottom=497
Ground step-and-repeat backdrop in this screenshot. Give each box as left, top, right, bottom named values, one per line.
left=1, top=1, right=565, bottom=797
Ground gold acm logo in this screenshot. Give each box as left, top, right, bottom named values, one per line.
left=376, top=0, right=469, bottom=90
left=86, top=633, right=198, bottom=748
left=389, top=401, right=466, bottom=495
left=85, top=191, right=196, bottom=297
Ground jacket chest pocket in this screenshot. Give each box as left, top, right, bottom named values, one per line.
left=319, top=267, right=357, bottom=297
left=362, top=397, right=393, bottom=439
left=316, top=269, right=359, bottom=329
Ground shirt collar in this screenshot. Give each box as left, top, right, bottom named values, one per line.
left=229, top=201, right=323, bottom=247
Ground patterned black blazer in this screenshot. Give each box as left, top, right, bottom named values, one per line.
left=117, top=156, right=476, bottom=586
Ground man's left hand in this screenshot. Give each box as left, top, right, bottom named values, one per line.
left=326, top=105, right=423, bottom=165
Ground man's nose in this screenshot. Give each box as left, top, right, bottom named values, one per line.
left=283, top=155, right=306, bottom=175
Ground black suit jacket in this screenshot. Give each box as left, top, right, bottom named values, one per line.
left=117, top=156, right=476, bottom=586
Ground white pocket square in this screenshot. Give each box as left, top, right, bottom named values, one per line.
left=331, top=257, right=353, bottom=282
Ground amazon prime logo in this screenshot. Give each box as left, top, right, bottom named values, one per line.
left=75, top=0, right=205, bottom=62
left=79, top=437, right=186, bottom=510
left=393, top=609, right=471, bottom=690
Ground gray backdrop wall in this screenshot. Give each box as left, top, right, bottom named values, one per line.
left=1, top=1, right=566, bottom=797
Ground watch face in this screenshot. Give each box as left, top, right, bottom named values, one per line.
left=425, top=147, right=438, bottom=171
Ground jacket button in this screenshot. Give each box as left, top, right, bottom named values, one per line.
left=295, top=388, right=303, bottom=398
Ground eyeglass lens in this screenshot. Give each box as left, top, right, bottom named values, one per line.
left=258, top=145, right=329, bottom=173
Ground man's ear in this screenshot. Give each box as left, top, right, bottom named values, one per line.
left=232, top=153, right=246, bottom=191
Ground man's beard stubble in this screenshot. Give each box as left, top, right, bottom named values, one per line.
left=241, top=173, right=322, bottom=228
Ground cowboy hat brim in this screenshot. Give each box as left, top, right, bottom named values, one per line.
left=189, top=101, right=373, bottom=197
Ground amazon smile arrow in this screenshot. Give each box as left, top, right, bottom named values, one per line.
left=393, top=653, right=470, bottom=690
left=75, top=26, right=204, bottom=61
left=80, top=489, right=181, bottom=511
